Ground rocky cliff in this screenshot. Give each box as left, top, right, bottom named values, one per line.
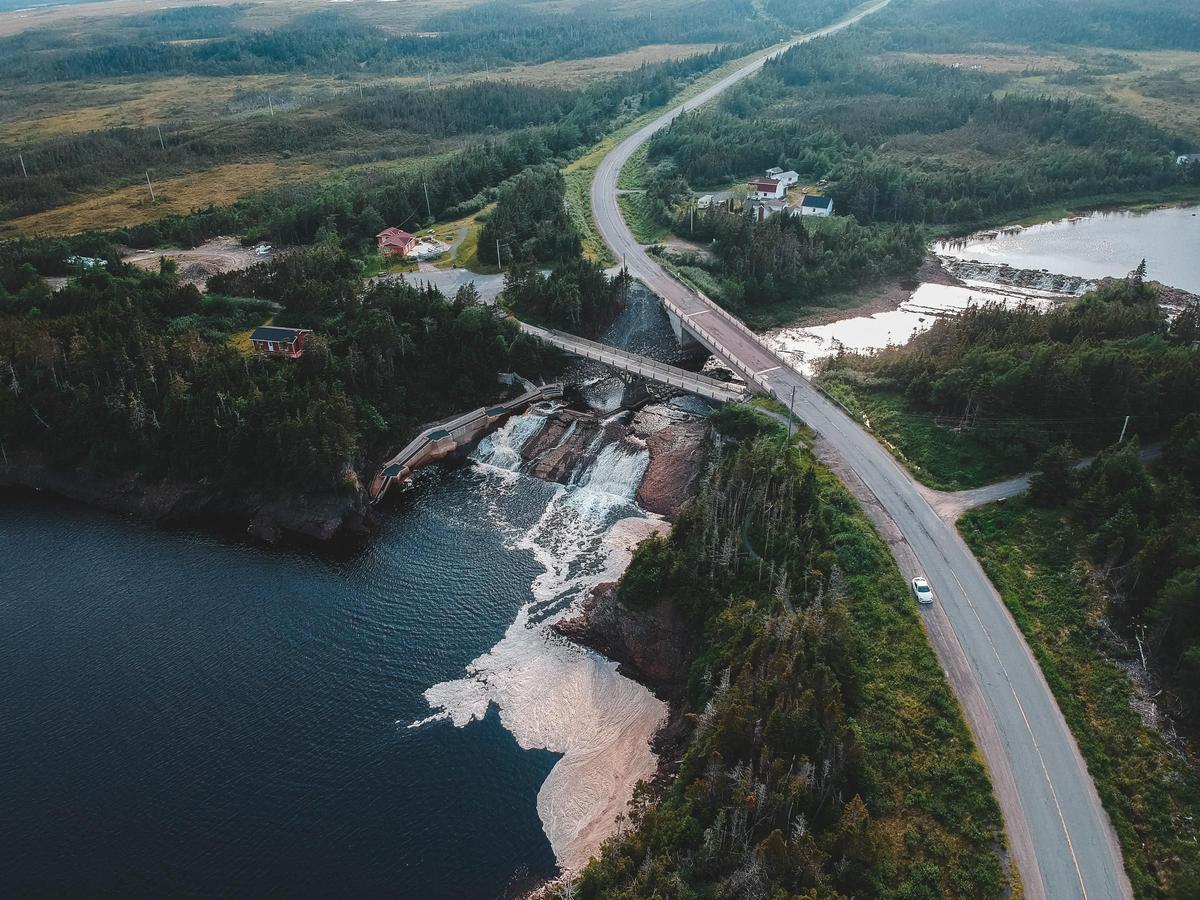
left=0, top=453, right=375, bottom=545
left=631, top=407, right=708, bottom=519
left=553, top=581, right=691, bottom=700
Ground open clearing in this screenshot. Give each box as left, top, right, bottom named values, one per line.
left=893, top=47, right=1200, bottom=141
left=123, top=236, right=271, bottom=289
left=3, top=161, right=319, bottom=236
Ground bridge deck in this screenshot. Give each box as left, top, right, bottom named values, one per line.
left=519, top=323, right=747, bottom=403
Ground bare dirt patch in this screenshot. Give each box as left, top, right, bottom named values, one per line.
left=123, top=237, right=269, bottom=290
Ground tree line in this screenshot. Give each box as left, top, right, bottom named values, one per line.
left=872, top=0, right=1200, bottom=53
left=0, top=239, right=559, bottom=494
left=644, top=35, right=1198, bottom=229
left=659, top=208, right=926, bottom=313
left=579, top=419, right=1006, bottom=897
left=0, top=1, right=774, bottom=83
left=2, top=42, right=753, bottom=241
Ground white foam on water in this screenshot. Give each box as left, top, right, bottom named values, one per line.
left=414, top=424, right=667, bottom=873
left=472, top=411, right=548, bottom=471
left=768, top=281, right=1063, bottom=376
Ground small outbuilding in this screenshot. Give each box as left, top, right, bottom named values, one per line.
left=748, top=198, right=791, bottom=222
left=800, top=194, right=834, bottom=217
left=250, top=326, right=312, bottom=359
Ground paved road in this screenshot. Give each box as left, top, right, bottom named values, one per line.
left=371, top=269, right=507, bottom=304
left=590, top=4, right=1132, bottom=898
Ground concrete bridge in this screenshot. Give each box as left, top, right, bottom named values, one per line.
left=518, top=322, right=747, bottom=404
left=369, top=383, right=563, bottom=502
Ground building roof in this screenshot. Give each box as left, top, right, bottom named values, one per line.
left=776, top=170, right=799, bottom=180
left=376, top=227, right=416, bottom=244
left=749, top=178, right=781, bottom=192
left=250, top=326, right=310, bottom=343
left=801, top=195, right=833, bottom=209
left=765, top=166, right=784, bottom=176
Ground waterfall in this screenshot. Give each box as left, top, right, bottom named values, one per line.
left=472, top=411, right=547, bottom=471
left=574, top=442, right=650, bottom=503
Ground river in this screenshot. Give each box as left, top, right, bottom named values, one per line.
left=766, top=204, right=1200, bottom=373
left=0, top=287, right=685, bottom=896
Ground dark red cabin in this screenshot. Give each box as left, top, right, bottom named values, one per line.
left=250, top=326, right=311, bottom=359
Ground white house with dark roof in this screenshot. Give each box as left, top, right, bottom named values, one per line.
left=799, top=194, right=834, bottom=217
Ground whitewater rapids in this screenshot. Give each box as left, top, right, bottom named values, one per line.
left=412, top=413, right=670, bottom=873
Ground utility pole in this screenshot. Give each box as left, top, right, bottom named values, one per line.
left=495, top=239, right=502, bottom=271
left=267, top=92, right=275, bottom=116
left=156, top=124, right=165, bottom=151
left=18, top=151, right=27, bottom=178
left=145, top=170, right=156, bottom=202
left=786, top=384, right=796, bottom=442
left=1119, top=414, right=1131, bottom=443
left=423, top=180, right=432, bottom=220
left=358, top=83, right=364, bottom=100
left=690, top=206, right=694, bottom=232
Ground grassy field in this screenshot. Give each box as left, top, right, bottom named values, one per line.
left=817, top=377, right=1027, bottom=490
left=2, top=161, right=320, bottom=236
left=961, top=499, right=1200, bottom=899
left=891, top=47, right=1200, bottom=142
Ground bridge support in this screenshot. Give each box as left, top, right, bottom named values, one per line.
left=667, top=310, right=703, bottom=351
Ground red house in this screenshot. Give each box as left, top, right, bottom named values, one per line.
left=376, top=227, right=418, bottom=256
left=250, top=326, right=311, bottom=359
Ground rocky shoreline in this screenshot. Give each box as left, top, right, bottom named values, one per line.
left=0, top=452, right=375, bottom=546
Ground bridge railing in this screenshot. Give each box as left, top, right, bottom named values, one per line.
left=373, top=382, right=564, bottom=499
left=524, top=324, right=743, bottom=400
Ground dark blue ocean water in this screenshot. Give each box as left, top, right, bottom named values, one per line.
left=0, top=468, right=563, bottom=898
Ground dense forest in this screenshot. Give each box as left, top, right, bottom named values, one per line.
left=659, top=209, right=925, bottom=316
left=0, top=1, right=773, bottom=82
left=579, top=417, right=1006, bottom=898
left=645, top=35, right=1199, bottom=228
left=1029, top=428, right=1200, bottom=727
left=502, top=258, right=630, bottom=335
left=872, top=0, right=1200, bottom=53
left=477, top=165, right=580, bottom=266
left=0, top=239, right=557, bottom=493
left=823, top=275, right=1200, bottom=465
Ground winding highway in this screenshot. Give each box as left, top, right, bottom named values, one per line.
left=589, top=3, right=1132, bottom=898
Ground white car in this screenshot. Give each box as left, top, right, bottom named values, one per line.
left=912, top=576, right=934, bottom=605
left=254, top=244, right=272, bottom=255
